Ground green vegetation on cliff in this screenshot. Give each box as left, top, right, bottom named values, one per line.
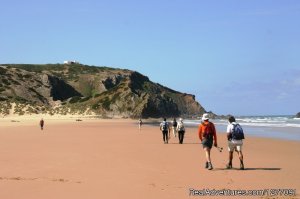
left=0, top=63, right=205, bottom=118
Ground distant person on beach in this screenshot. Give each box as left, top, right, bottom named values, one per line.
left=40, top=118, right=44, bottom=130
left=226, top=116, right=245, bottom=170
left=160, top=118, right=170, bottom=144
left=172, top=118, right=178, bottom=137
left=176, top=118, right=185, bottom=144
left=138, top=118, right=143, bottom=130
left=198, top=113, right=217, bottom=170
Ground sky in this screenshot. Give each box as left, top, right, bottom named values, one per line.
left=0, top=0, right=299, bottom=116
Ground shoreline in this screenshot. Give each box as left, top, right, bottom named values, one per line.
left=1, top=116, right=300, bottom=142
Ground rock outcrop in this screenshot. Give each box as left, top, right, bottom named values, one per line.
left=0, top=64, right=206, bottom=118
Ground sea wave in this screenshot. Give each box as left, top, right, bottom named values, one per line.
left=237, top=119, right=286, bottom=123
left=238, top=122, right=300, bottom=128
left=185, top=116, right=300, bottom=128
left=182, top=116, right=300, bottom=141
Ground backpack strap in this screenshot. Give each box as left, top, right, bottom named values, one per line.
left=202, top=121, right=213, bottom=138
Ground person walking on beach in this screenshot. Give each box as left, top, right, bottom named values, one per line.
left=138, top=118, right=143, bottom=131
left=176, top=118, right=185, bottom=144
left=172, top=118, right=178, bottom=137
left=198, top=113, right=217, bottom=170
left=40, top=118, right=44, bottom=130
left=160, top=118, right=170, bottom=144
left=226, top=116, right=245, bottom=170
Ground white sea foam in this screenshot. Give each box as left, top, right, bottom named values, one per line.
left=238, top=122, right=300, bottom=128
left=187, top=116, right=300, bottom=129
left=183, top=116, right=300, bottom=140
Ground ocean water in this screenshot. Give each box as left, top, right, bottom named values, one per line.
left=183, top=116, right=300, bottom=141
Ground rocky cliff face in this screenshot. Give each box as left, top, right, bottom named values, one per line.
left=0, top=64, right=206, bottom=118
left=296, top=112, right=300, bottom=118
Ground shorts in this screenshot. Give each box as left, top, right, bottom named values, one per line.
left=228, top=140, right=243, bottom=152
left=202, top=136, right=213, bottom=149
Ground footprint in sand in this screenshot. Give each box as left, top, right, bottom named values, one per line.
left=227, top=178, right=234, bottom=185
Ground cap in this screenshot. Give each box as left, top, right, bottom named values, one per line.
left=202, top=113, right=209, bottom=121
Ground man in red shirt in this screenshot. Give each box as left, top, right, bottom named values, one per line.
left=198, top=113, right=217, bottom=170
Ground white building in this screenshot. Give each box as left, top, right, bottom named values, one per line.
left=63, top=60, right=80, bottom=65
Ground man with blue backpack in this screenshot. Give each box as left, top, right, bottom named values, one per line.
left=226, top=116, right=245, bottom=170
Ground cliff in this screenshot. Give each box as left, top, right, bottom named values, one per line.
left=0, top=64, right=206, bottom=118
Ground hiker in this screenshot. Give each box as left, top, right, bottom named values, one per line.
left=40, top=118, right=44, bottom=130
left=138, top=118, right=143, bottom=130
left=172, top=118, right=178, bottom=137
left=176, top=118, right=185, bottom=144
left=198, top=113, right=217, bottom=170
left=226, top=116, right=245, bottom=170
left=160, top=118, right=170, bottom=144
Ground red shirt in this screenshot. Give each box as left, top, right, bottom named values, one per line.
left=198, top=121, right=217, bottom=145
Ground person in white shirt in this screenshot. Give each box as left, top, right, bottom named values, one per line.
left=176, top=118, right=185, bottom=144
left=138, top=118, right=143, bottom=130
left=226, top=116, right=244, bottom=170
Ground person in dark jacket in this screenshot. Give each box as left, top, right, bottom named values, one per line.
left=160, top=118, right=170, bottom=144
left=40, top=118, right=44, bottom=130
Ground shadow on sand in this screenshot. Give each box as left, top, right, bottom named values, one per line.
left=166, top=143, right=281, bottom=171
left=214, top=168, right=281, bottom=171
left=167, top=142, right=199, bottom=144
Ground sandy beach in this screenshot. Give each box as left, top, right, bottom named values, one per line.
left=0, top=118, right=299, bottom=199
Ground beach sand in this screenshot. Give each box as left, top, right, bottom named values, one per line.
left=0, top=118, right=299, bottom=199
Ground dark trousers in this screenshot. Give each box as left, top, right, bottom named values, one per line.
left=162, top=131, right=168, bottom=143
left=178, top=131, right=185, bottom=144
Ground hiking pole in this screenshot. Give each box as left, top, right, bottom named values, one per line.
left=214, top=146, right=223, bottom=152
left=200, top=143, right=223, bottom=152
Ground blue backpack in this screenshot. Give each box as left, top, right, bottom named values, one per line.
left=231, top=124, right=245, bottom=140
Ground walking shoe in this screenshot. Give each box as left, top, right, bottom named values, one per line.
left=240, top=162, right=244, bottom=170
left=205, top=162, right=209, bottom=169
left=226, top=163, right=232, bottom=169
left=207, top=162, right=213, bottom=170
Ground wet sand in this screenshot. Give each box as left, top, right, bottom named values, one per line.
left=0, top=119, right=299, bottom=199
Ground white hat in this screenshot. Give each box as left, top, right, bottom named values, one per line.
left=202, top=113, right=209, bottom=121
left=179, top=118, right=183, bottom=121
